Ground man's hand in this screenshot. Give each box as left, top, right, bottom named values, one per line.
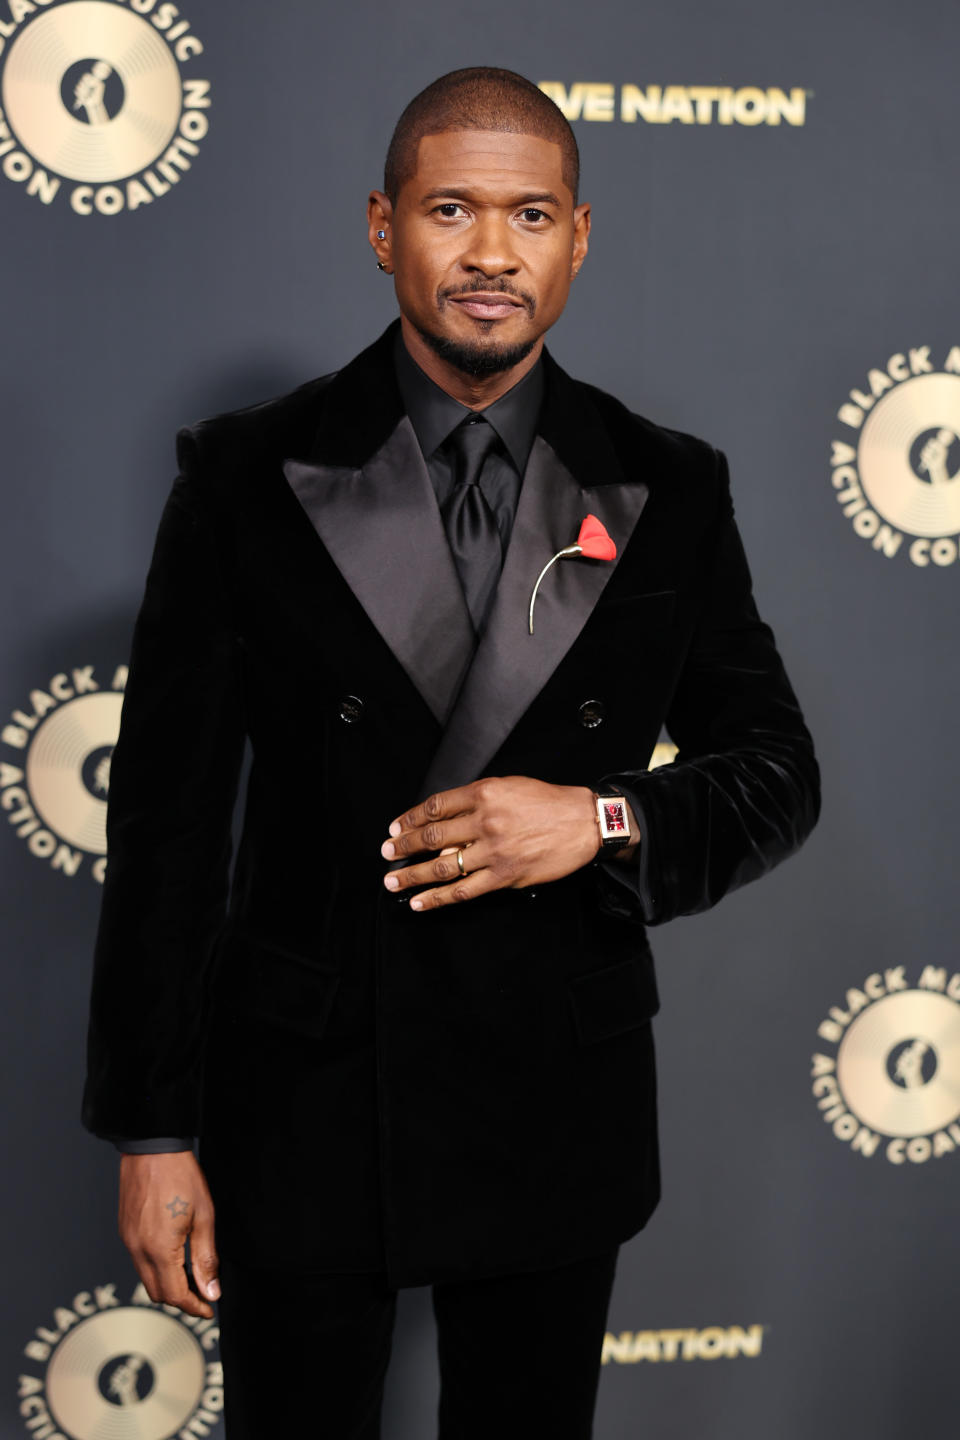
left=118, top=1152, right=219, bottom=1318
left=380, top=776, right=634, bottom=910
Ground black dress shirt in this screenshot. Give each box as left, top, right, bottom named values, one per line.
left=393, top=329, right=543, bottom=562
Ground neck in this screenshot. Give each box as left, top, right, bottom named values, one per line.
left=399, top=316, right=543, bottom=409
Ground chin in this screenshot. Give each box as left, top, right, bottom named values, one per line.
left=415, top=321, right=539, bottom=379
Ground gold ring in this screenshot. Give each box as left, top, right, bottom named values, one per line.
left=456, top=848, right=467, bottom=877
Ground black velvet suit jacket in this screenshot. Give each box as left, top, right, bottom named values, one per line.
left=83, top=322, right=819, bottom=1286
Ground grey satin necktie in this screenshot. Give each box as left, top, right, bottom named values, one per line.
left=442, top=415, right=502, bottom=632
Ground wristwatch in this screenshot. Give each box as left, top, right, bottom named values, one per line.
left=594, top=791, right=633, bottom=851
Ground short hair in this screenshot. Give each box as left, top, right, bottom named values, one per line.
left=384, top=67, right=579, bottom=205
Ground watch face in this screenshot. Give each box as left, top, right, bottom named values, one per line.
left=601, top=799, right=627, bottom=834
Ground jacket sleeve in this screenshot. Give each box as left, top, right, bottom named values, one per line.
left=595, top=452, right=820, bottom=927
left=82, top=432, right=246, bottom=1138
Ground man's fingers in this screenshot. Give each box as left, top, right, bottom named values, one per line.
left=409, top=867, right=497, bottom=911
left=129, top=1249, right=211, bottom=1318
left=189, top=1213, right=221, bottom=1304
left=388, top=785, right=480, bottom=839
left=382, top=819, right=475, bottom=861
left=129, top=1252, right=163, bottom=1305
left=154, top=1257, right=215, bottom=1319
left=384, top=843, right=488, bottom=893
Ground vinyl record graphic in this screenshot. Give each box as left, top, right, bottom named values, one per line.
left=25, top=691, right=123, bottom=853
left=1, top=2, right=182, bottom=183
left=858, top=373, right=960, bottom=537
left=836, top=991, right=960, bottom=1137
left=45, top=1307, right=205, bottom=1440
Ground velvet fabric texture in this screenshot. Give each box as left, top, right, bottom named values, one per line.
left=83, top=322, right=819, bottom=1286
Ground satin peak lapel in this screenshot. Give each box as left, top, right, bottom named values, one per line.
left=420, top=435, right=649, bottom=797
left=283, top=416, right=475, bottom=725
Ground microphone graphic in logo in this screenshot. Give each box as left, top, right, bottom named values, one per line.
left=916, top=427, right=959, bottom=487
left=72, top=60, right=113, bottom=126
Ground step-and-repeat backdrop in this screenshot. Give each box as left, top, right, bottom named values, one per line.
left=1, top=2, right=956, bottom=1438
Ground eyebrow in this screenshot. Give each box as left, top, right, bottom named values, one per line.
left=419, top=186, right=562, bottom=207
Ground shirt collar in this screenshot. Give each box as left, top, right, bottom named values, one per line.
left=393, top=329, right=544, bottom=474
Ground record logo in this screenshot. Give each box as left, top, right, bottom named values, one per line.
left=830, top=345, right=960, bottom=567
left=1, top=663, right=126, bottom=883
left=811, top=965, right=960, bottom=1163
left=0, top=0, right=210, bottom=214
left=18, top=1282, right=222, bottom=1440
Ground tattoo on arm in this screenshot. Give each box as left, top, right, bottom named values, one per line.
left=165, top=1195, right=189, bottom=1218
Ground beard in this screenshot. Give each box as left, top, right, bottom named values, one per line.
left=414, top=324, right=540, bottom=378
left=415, top=279, right=540, bottom=378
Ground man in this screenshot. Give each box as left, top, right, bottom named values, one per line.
left=83, top=67, right=819, bottom=1439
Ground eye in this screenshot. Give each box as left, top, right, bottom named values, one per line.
left=519, top=208, right=548, bottom=223
left=434, top=203, right=467, bottom=218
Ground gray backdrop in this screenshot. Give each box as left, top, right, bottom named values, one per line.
left=2, top=1, right=958, bottom=1437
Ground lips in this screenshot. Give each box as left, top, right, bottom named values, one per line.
left=447, top=293, right=525, bottom=320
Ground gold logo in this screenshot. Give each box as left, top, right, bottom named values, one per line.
left=603, top=1325, right=765, bottom=1364
left=1, top=663, right=126, bottom=883
left=18, top=1282, right=223, bottom=1440
left=811, top=966, right=960, bottom=1164
left=538, top=82, right=808, bottom=127
left=0, top=0, right=210, bottom=214
left=830, top=346, right=960, bottom=566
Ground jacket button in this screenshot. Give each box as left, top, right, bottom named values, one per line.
left=339, top=695, right=364, bottom=724
left=579, top=699, right=606, bottom=728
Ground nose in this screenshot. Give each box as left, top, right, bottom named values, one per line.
left=458, top=213, right=520, bottom=277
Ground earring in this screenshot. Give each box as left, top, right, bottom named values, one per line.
left=377, top=261, right=388, bottom=272
left=377, top=230, right=386, bottom=240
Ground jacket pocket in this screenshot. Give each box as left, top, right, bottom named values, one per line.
left=212, top=929, right=340, bottom=1039
left=568, top=955, right=660, bottom=1046
left=595, top=589, right=677, bottom=629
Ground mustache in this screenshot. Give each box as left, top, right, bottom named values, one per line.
left=439, top=278, right=536, bottom=312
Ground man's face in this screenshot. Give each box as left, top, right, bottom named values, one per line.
left=372, top=130, right=590, bottom=377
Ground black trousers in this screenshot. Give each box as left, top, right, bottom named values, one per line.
left=218, top=1247, right=619, bottom=1439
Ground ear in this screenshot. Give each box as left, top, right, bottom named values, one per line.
left=571, top=201, right=591, bottom=279
left=368, top=191, right=394, bottom=273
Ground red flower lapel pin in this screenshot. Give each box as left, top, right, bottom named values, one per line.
left=528, top=515, right=617, bottom=634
